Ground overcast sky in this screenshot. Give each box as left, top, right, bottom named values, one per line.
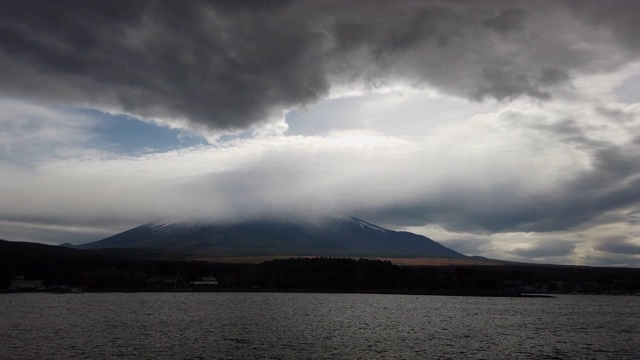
left=1, top=0, right=640, bottom=266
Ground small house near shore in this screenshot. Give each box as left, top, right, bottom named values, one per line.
left=190, top=276, right=218, bottom=289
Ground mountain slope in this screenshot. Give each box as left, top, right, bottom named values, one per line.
left=76, top=214, right=466, bottom=259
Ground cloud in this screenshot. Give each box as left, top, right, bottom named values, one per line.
left=566, top=0, right=640, bottom=52
left=0, top=219, right=113, bottom=245
left=595, top=237, right=640, bottom=255
left=1, top=0, right=638, bottom=132
left=483, top=8, right=528, bottom=34
left=507, top=239, right=576, bottom=258
left=0, top=99, right=100, bottom=164
left=5, top=79, right=638, bottom=240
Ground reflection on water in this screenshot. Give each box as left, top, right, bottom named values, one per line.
left=1, top=293, right=638, bottom=359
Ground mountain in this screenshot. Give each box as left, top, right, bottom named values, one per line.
left=75, top=213, right=466, bottom=259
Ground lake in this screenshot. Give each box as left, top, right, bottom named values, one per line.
left=1, top=293, right=638, bottom=359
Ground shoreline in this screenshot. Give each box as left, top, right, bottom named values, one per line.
left=1, top=288, right=559, bottom=297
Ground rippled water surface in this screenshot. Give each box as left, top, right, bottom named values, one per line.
left=1, top=293, right=638, bottom=359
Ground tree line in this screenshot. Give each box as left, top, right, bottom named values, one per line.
left=2, top=240, right=639, bottom=295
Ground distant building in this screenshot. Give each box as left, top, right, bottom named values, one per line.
left=190, top=276, right=218, bottom=290
left=10, top=276, right=44, bottom=290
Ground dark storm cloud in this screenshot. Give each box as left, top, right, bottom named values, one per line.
left=566, top=0, right=640, bottom=52
left=0, top=0, right=328, bottom=130
left=483, top=8, right=528, bottom=34
left=472, top=67, right=552, bottom=101
left=595, top=237, right=640, bottom=255
left=1, top=0, right=635, bottom=131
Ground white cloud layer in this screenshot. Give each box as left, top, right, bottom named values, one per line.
left=2, top=68, right=640, bottom=265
